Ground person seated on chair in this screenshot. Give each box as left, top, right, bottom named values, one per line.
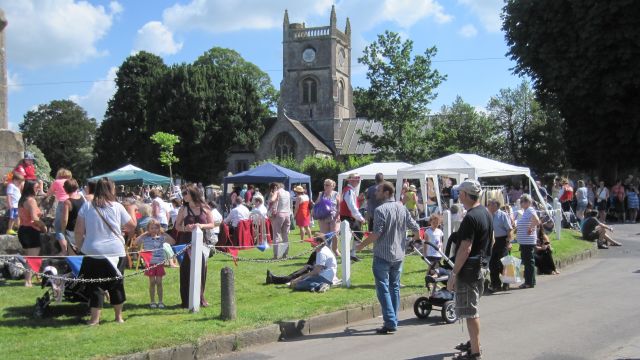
left=581, top=210, right=622, bottom=249
left=534, top=224, right=558, bottom=275
left=287, top=234, right=336, bottom=292
left=224, top=196, right=250, bottom=234
left=251, top=195, right=268, bottom=219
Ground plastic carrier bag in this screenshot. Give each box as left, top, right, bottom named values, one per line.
left=500, top=255, right=522, bottom=284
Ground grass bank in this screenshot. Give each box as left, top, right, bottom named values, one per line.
left=0, top=229, right=593, bottom=359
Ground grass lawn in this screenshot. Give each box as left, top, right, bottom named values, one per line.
left=0, top=228, right=593, bottom=359
left=510, top=229, right=595, bottom=262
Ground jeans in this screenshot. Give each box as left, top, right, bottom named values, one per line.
left=294, top=275, right=332, bottom=291
left=489, top=236, right=509, bottom=289
left=372, top=256, right=403, bottom=329
left=520, top=244, right=536, bottom=286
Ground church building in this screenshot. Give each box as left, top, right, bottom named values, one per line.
left=227, top=6, right=381, bottom=174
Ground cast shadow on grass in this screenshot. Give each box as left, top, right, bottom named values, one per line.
left=2, top=303, right=88, bottom=328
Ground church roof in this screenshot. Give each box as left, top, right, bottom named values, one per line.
left=287, top=118, right=333, bottom=153
left=335, top=118, right=383, bottom=155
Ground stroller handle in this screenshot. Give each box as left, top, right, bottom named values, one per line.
left=408, top=237, right=455, bottom=269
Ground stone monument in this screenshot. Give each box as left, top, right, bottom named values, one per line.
left=0, top=8, right=25, bottom=182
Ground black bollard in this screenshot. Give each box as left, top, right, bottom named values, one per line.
left=220, top=267, right=236, bottom=320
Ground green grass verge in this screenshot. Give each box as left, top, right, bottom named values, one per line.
left=0, top=229, right=593, bottom=359
left=509, top=229, right=595, bottom=262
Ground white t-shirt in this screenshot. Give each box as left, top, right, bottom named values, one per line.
left=211, top=208, right=223, bottom=234
left=78, top=202, right=132, bottom=257
left=6, top=183, right=20, bottom=208
left=426, top=227, right=444, bottom=258
left=251, top=204, right=268, bottom=218
left=152, top=197, right=169, bottom=226
left=315, top=245, right=337, bottom=282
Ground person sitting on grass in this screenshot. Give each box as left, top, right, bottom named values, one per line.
left=534, top=224, right=558, bottom=275
left=581, top=210, right=622, bottom=249
left=288, top=233, right=337, bottom=293
left=136, top=219, right=176, bottom=309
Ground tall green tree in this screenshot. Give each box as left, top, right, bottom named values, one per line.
left=194, top=47, right=279, bottom=117
left=93, top=51, right=167, bottom=173
left=429, top=96, right=502, bottom=159
left=356, top=31, right=446, bottom=162
left=19, top=100, right=97, bottom=180
left=503, top=0, right=640, bottom=178
left=486, top=81, right=566, bottom=174
left=151, top=63, right=264, bottom=183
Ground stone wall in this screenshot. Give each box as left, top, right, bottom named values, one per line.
left=0, top=130, right=24, bottom=190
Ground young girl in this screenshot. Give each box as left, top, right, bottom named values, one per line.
left=136, top=219, right=175, bottom=309
left=423, top=214, right=444, bottom=267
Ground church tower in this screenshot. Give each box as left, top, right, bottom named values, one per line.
left=279, top=6, right=355, bottom=148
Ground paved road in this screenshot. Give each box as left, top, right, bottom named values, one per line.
left=219, top=224, right=640, bottom=360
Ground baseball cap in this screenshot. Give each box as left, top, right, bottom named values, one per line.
left=454, top=179, right=482, bottom=196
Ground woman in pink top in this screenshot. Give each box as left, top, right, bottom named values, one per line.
left=47, top=168, right=72, bottom=254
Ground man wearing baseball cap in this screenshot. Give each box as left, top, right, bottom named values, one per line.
left=447, top=179, right=492, bottom=360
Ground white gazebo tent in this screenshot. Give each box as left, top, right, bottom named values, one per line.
left=338, top=162, right=413, bottom=196
left=395, top=153, right=546, bottom=215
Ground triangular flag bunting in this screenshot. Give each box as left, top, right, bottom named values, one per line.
left=66, top=256, right=83, bottom=277
left=364, top=231, right=371, bottom=238
left=139, top=251, right=153, bottom=268
left=303, top=237, right=316, bottom=244
left=324, top=232, right=335, bottom=239
left=172, top=245, right=187, bottom=264
left=25, top=256, right=43, bottom=272
left=228, top=247, right=239, bottom=266
left=419, top=228, right=426, bottom=240
left=105, top=256, right=122, bottom=276
left=256, top=242, right=269, bottom=252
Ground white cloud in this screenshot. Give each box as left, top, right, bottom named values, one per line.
left=7, top=70, right=21, bottom=93
left=458, top=0, right=503, bottom=32
left=0, top=0, right=122, bottom=68
left=162, top=0, right=450, bottom=33
left=69, top=66, right=118, bottom=121
left=458, top=24, right=478, bottom=38
left=133, top=21, right=183, bottom=56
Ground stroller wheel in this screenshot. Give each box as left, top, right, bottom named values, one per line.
left=413, top=297, right=432, bottom=319
left=442, top=300, right=457, bottom=324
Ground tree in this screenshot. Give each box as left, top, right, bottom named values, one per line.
left=486, top=81, right=567, bottom=174
left=19, top=100, right=97, bottom=180
left=194, top=47, right=279, bottom=117
left=429, top=96, right=502, bottom=159
left=503, top=0, right=640, bottom=178
left=356, top=31, right=446, bottom=162
left=150, top=131, right=180, bottom=184
left=93, top=51, right=168, bottom=174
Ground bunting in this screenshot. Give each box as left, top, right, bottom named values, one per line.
left=172, top=245, right=187, bottom=264
left=24, top=256, right=43, bottom=272
left=66, top=256, right=83, bottom=277
left=139, top=251, right=153, bottom=268
left=419, top=228, right=426, bottom=240
left=256, top=242, right=269, bottom=252
left=106, top=256, right=122, bottom=276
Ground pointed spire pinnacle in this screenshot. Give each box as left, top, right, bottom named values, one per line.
left=345, top=17, right=351, bottom=36
left=330, top=5, right=336, bottom=28
left=283, top=9, right=289, bottom=26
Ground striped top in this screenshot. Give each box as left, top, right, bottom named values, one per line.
left=516, top=207, right=537, bottom=245
left=372, top=199, right=420, bottom=262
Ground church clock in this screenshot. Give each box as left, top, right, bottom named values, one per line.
left=302, top=48, right=316, bottom=63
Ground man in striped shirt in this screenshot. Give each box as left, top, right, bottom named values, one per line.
left=356, top=181, right=419, bottom=334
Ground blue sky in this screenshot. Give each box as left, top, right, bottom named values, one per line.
left=2, top=0, right=525, bottom=130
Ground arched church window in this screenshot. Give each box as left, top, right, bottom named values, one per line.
left=274, top=132, right=296, bottom=159
left=302, top=78, right=317, bottom=104
left=338, top=80, right=345, bottom=106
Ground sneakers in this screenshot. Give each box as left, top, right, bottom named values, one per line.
left=375, top=326, right=397, bottom=335
left=317, top=283, right=330, bottom=293
left=150, top=303, right=157, bottom=309
left=265, top=270, right=274, bottom=285
left=350, top=255, right=361, bottom=262
left=157, top=302, right=165, bottom=309
left=6, top=229, right=17, bottom=235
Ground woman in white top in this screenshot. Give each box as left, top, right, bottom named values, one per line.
left=251, top=195, right=268, bottom=218
left=575, top=180, right=589, bottom=220
left=75, top=177, right=137, bottom=325
left=516, top=194, right=540, bottom=289
left=268, top=182, right=291, bottom=259
left=595, top=181, right=609, bottom=222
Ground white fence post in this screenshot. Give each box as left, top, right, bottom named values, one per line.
left=189, top=227, right=204, bottom=312
left=340, top=220, right=351, bottom=288
left=553, top=198, right=562, bottom=240
left=442, top=210, right=452, bottom=253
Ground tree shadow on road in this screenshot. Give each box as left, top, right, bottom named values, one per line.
left=405, top=353, right=457, bottom=360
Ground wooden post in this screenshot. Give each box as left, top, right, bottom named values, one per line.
left=340, top=220, right=351, bottom=288
left=220, top=267, right=236, bottom=320
left=189, top=227, right=203, bottom=312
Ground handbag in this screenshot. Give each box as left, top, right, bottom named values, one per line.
left=312, top=197, right=333, bottom=220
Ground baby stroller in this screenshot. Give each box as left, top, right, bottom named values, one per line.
left=409, top=238, right=458, bottom=324
left=34, top=259, right=90, bottom=318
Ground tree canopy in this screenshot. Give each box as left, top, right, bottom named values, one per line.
left=19, top=100, right=97, bottom=181
left=503, top=0, right=640, bottom=177
left=356, top=31, right=446, bottom=163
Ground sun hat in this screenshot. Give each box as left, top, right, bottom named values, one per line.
left=293, top=185, right=305, bottom=193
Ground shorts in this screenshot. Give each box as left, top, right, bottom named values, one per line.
left=576, top=201, right=588, bottom=212
left=145, top=265, right=166, bottom=277
left=455, top=277, right=484, bottom=319
left=18, top=226, right=42, bottom=249
left=596, top=200, right=607, bottom=211
left=584, top=230, right=599, bottom=242
left=8, top=208, right=18, bottom=220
